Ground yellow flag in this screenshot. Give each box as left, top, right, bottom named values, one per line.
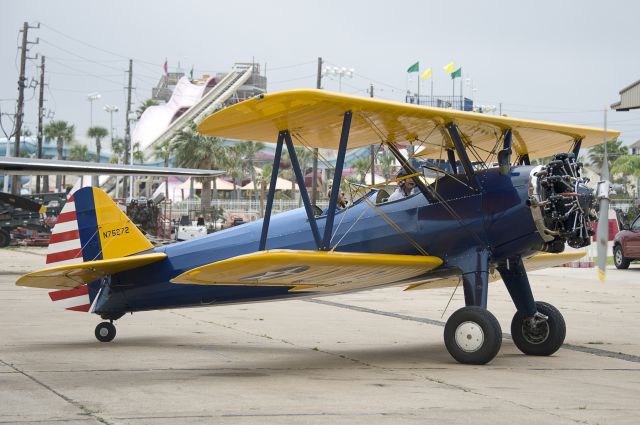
left=420, top=68, right=432, bottom=79
left=443, top=62, right=455, bottom=74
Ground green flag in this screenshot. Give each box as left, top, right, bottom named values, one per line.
left=407, top=61, right=419, bottom=73
left=451, top=67, right=462, bottom=79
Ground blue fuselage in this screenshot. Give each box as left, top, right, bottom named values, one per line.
left=94, top=166, right=543, bottom=317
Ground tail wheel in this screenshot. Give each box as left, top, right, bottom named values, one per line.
left=444, top=306, right=502, bottom=365
left=511, top=301, right=565, bottom=356
left=95, top=321, right=116, bottom=342
left=614, top=245, right=631, bottom=269
left=0, top=229, right=10, bottom=248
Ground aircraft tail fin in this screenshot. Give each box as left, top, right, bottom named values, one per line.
left=45, top=186, right=153, bottom=312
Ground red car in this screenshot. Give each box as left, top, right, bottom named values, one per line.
left=613, top=215, right=640, bottom=269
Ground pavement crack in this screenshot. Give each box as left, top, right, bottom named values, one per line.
left=0, top=359, right=112, bottom=425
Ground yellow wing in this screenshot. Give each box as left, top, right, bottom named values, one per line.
left=404, top=251, right=586, bottom=291
left=197, top=89, right=619, bottom=161
left=16, top=253, right=167, bottom=290
left=171, top=249, right=443, bottom=292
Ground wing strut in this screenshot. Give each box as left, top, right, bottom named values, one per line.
left=259, top=131, right=285, bottom=250
left=260, top=129, right=324, bottom=251
left=322, top=111, right=352, bottom=250
left=571, top=138, right=582, bottom=157
left=445, top=123, right=482, bottom=190
left=283, top=130, right=322, bottom=248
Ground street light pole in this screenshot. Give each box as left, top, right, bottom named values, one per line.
left=104, top=105, right=119, bottom=196
left=87, top=92, right=101, bottom=128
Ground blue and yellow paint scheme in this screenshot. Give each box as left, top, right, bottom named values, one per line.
left=15, top=89, right=615, bottom=364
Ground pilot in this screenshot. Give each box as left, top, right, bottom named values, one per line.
left=322, top=190, right=347, bottom=215
left=387, top=169, right=417, bottom=202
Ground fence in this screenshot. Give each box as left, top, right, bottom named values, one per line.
left=170, top=198, right=330, bottom=222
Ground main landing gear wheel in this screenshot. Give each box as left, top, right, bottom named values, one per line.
left=95, top=321, right=116, bottom=342
left=444, top=306, right=502, bottom=365
left=613, top=245, right=631, bottom=269
left=511, top=301, right=565, bottom=356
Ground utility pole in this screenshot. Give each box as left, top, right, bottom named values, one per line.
left=124, top=59, right=133, bottom=198
left=369, top=84, right=375, bottom=186
left=36, top=55, right=45, bottom=193
left=311, top=57, right=322, bottom=205
left=12, top=22, right=39, bottom=194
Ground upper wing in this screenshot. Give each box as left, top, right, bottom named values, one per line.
left=16, top=253, right=167, bottom=290
left=0, top=157, right=223, bottom=177
left=197, top=89, right=619, bottom=161
left=171, top=249, right=443, bottom=292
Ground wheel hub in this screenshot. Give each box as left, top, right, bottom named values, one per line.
left=522, top=318, right=550, bottom=344
left=455, top=321, right=485, bottom=352
left=615, top=249, right=622, bottom=264
left=99, top=327, right=109, bottom=337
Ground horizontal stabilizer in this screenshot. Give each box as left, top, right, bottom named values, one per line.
left=171, top=249, right=442, bottom=289
left=404, top=251, right=586, bottom=291
left=17, top=253, right=167, bottom=290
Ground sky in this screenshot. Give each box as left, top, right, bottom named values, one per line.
left=2, top=0, right=639, bottom=153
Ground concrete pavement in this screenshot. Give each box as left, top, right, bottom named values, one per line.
left=1, top=247, right=639, bottom=424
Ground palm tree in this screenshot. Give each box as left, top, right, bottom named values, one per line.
left=588, top=139, right=627, bottom=170
left=110, top=137, right=125, bottom=164
left=153, top=139, right=173, bottom=168
left=173, top=122, right=225, bottom=213
left=87, top=126, right=108, bottom=163
left=351, top=157, right=372, bottom=183
left=153, top=139, right=173, bottom=200
left=44, top=120, right=75, bottom=191
left=282, top=146, right=314, bottom=199
left=238, top=141, right=265, bottom=203
left=256, top=163, right=272, bottom=217
left=136, top=99, right=159, bottom=119
left=224, top=144, right=246, bottom=200
left=68, top=144, right=93, bottom=162
left=378, top=151, right=396, bottom=180
left=132, top=142, right=144, bottom=164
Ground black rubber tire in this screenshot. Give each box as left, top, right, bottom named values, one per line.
left=95, top=322, right=116, bottom=342
left=613, top=245, right=631, bottom=269
left=0, top=229, right=10, bottom=248
left=511, top=301, right=565, bottom=356
left=444, top=306, right=502, bottom=365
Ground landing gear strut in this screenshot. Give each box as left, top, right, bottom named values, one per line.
left=95, top=321, right=116, bottom=342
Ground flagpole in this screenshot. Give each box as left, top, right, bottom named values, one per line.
left=460, top=71, right=463, bottom=110
left=430, top=78, right=433, bottom=106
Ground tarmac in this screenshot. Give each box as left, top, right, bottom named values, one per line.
left=0, top=247, right=639, bottom=424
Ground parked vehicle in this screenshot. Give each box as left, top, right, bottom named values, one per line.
left=613, top=214, right=640, bottom=269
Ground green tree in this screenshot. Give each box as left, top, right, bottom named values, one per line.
left=68, top=144, right=94, bottom=162
left=153, top=139, right=173, bottom=200
left=238, top=141, right=265, bottom=203
left=173, top=122, right=225, bottom=213
left=256, top=163, right=272, bottom=217
left=136, top=99, right=159, bottom=119
left=223, top=144, right=246, bottom=200
left=87, top=126, right=108, bottom=163
left=378, top=151, right=396, bottom=180
left=132, top=142, right=144, bottom=164
left=588, top=139, right=627, bottom=170
left=352, top=157, right=371, bottom=183
left=44, top=120, right=75, bottom=191
left=110, top=137, right=125, bottom=164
